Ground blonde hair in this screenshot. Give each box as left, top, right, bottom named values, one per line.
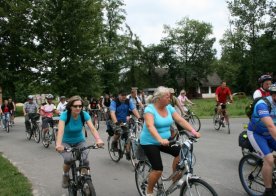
left=151, top=86, right=170, bottom=103
left=180, top=89, right=186, bottom=95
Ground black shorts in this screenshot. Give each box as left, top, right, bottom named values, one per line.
left=141, top=145, right=180, bottom=171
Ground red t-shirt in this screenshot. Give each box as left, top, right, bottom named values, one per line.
left=215, top=86, right=231, bottom=104
left=3, top=106, right=9, bottom=113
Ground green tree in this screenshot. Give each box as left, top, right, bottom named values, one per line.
left=161, top=17, right=216, bottom=91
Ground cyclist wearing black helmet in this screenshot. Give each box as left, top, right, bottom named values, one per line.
left=253, top=74, right=272, bottom=99
left=247, top=84, right=276, bottom=196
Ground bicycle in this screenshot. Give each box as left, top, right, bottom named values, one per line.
left=183, top=104, right=201, bottom=132
left=26, top=113, right=41, bottom=143
left=107, top=122, right=138, bottom=168
left=238, top=153, right=276, bottom=196
left=42, top=116, right=59, bottom=148
left=213, top=102, right=231, bottom=134
left=89, top=109, right=99, bottom=130
left=2, top=112, right=11, bottom=133
left=65, top=144, right=101, bottom=196
left=135, top=136, right=218, bottom=196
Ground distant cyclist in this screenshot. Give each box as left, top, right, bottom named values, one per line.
left=247, top=84, right=276, bottom=196
left=57, top=96, right=67, bottom=114
left=215, top=81, right=233, bottom=126
left=253, top=74, right=272, bottom=99
left=40, top=94, right=59, bottom=138
left=23, top=95, right=39, bottom=132
left=8, top=97, right=16, bottom=125
left=177, top=89, right=194, bottom=114
left=1, top=100, right=13, bottom=129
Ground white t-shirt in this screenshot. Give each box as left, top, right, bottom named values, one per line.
left=57, top=101, right=67, bottom=113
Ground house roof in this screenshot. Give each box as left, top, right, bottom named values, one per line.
left=201, top=72, right=222, bottom=87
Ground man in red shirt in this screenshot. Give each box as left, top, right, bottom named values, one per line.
left=215, top=81, right=233, bottom=126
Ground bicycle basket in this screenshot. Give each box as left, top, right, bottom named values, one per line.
left=136, top=144, right=147, bottom=161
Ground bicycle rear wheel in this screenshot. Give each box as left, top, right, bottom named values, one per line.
left=68, top=181, right=77, bottom=196
left=239, top=154, right=264, bottom=196
left=81, top=179, right=96, bottom=196
left=189, top=115, right=201, bottom=132
left=213, top=114, right=221, bottom=130
left=107, top=136, right=121, bottom=162
left=180, top=178, right=218, bottom=196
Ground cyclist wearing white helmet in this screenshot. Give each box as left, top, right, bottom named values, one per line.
left=247, top=83, right=276, bottom=196
left=23, top=95, right=39, bottom=132
left=253, top=74, right=272, bottom=99
left=40, top=94, right=59, bottom=138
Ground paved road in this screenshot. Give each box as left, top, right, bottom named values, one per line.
left=0, top=117, right=249, bottom=196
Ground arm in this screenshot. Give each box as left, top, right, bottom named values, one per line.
left=186, top=97, right=194, bottom=105
left=144, top=113, right=169, bottom=145
left=55, top=120, right=65, bottom=152
left=261, top=117, right=276, bottom=140
left=23, top=104, right=27, bottom=116
left=132, top=109, right=141, bottom=119
left=172, top=112, right=201, bottom=138
left=86, top=119, right=104, bottom=146
left=110, top=111, right=118, bottom=124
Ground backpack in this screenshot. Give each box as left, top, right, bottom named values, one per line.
left=238, top=131, right=254, bottom=151
left=245, top=97, right=271, bottom=119
left=65, top=110, right=85, bottom=126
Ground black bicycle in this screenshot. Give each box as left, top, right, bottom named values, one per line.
left=107, top=123, right=138, bottom=168
left=238, top=153, right=276, bottom=196
left=65, top=144, right=101, bottom=196
left=213, top=102, right=231, bottom=134
left=26, top=113, right=41, bottom=143
left=183, top=104, right=201, bottom=132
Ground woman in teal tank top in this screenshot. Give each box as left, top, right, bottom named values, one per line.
left=140, top=86, right=201, bottom=196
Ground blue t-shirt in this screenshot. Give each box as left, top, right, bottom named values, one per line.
left=248, top=96, right=276, bottom=135
left=140, top=104, right=176, bottom=145
left=60, top=111, right=90, bottom=144
left=109, top=99, right=135, bottom=123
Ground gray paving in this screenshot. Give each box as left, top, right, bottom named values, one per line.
left=0, top=117, right=249, bottom=196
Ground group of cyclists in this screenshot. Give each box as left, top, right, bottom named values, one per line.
left=0, top=97, right=16, bottom=130
left=2, top=73, right=276, bottom=196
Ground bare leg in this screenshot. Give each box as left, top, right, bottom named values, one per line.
left=147, top=170, right=162, bottom=194
left=262, top=154, right=274, bottom=189
left=63, top=164, right=71, bottom=173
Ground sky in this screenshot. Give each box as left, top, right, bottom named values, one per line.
left=124, top=0, right=230, bottom=57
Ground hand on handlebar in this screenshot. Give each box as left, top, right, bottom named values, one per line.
left=96, top=139, right=104, bottom=148
left=159, top=139, right=169, bottom=146
left=55, top=144, right=64, bottom=153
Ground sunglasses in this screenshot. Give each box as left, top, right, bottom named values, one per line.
left=72, top=105, right=83, bottom=108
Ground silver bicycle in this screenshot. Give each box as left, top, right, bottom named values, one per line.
left=135, top=136, right=218, bottom=196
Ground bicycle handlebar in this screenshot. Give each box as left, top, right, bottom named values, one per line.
left=64, top=144, right=103, bottom=152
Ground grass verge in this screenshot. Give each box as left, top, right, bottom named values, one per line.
left=0, top=153, right=32, bottom=196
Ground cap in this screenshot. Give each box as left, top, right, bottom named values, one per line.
left=169, top=88, right=175, bottom=93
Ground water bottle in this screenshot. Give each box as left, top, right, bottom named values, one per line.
left=182, top=141, right=192, bottom=164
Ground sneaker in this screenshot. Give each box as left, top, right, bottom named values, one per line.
left=222, top=123, right=225, bottom=127
left=62, top=174, right=69, bottom=188
left=125, top=152, right=131, bottom=160
left=146, top=193, right=154, bottom=196
left=111, top=141, right=118, bottom=152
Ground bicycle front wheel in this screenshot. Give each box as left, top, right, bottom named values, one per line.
left=81, top=179, right=96, bottom=196
left=107, top=136, right=121, bottom=162
left=6, top=120, right=10, bottom=133
left=189, top=115, right=201, bottom=132
left=239, top=154, right=264, bottom=196
left=93, top=116, right=99, bottom=130
left=130, top=140, right=138, bottom=168
left=180, top=178, right=218, bottom=196
left=42, top=131, right=50, bottom=148
left=213, top=114, right=221, bottom=130
left=34, top=124, right=41, bottom=143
